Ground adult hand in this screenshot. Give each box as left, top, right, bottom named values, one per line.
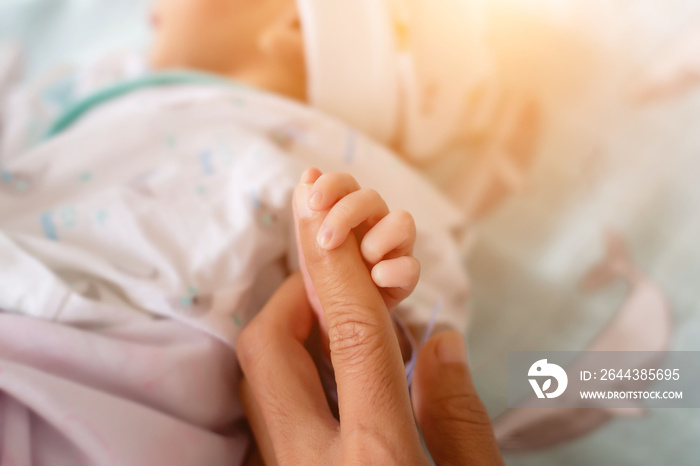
left=235, top=178, right=503, bottom=465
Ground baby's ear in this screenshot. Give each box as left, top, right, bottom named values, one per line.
left=259, top=5, right=306, bottom=74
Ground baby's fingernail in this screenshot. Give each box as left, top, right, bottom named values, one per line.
left=317, top=228, right=333, bottom=249
left=294, top=184, right=314, bottom=219
left=309, top=191, right=323, bottom=209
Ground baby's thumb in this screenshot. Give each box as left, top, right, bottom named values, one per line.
left=412, top=331, right=504, bottom=465
left=292, top=176, right=326, bottom=331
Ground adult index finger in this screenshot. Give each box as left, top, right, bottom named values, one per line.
left=294, top=179, right=421, bottom=453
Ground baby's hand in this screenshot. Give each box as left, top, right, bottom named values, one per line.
left=295, top=167, right=419, bottom=316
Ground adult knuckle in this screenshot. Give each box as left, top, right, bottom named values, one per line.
left=297, top=214, right=314, bottom=230
left=433, top=392, right=493, bottom=429
left=314, top=263, right=356, bottom=298
left=345, top=427, right=399, bottom=465
left=276, top=451, right=299, bottom=466
left=327, top=313, right=383, bottom=365
left=328, top=317, right=374, bottom=351
left=345, top=424, right=426, bottom=465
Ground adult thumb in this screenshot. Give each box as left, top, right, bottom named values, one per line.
left=412, top=331, right=504, bottom=466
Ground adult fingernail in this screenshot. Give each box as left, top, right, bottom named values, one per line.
left=437, top=332, right=467, bottom=365
left=295, top=184, right=314, bottom=219
left=317, top=228, right=333, bottom=249
left=309, top=191, right=323, bottom=209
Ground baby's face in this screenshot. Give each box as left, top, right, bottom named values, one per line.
left=150, top=0, right=296, bottom=74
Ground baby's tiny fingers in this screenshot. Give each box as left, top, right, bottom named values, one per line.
left=307, top=172, right=361, bottom=211
left=300, top=167, right=323, bottom=185
left=317, top=189, right=389, bottom=250
left=360, top=210, right=416, bottom=265
left=371, top=256, right=420, bottom=293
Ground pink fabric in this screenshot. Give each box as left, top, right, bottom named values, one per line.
left=0, top=314, right=249, bottom=465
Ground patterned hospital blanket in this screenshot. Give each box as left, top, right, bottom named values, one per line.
left=3, top=0, right=700, bottom=464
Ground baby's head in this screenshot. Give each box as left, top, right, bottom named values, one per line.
left=149, top=0, right=307, bottom=100
left=149, top=0, right=491, bottom=163
left=148, top=0, right=402, bottom=143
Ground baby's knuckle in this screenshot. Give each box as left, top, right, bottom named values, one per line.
left=339, top=172, right=360, bottom=189
left=361, top=240, right=382, bottom=263
left=329, top=199, right=353, bottom=222
left=406, top=257, right=421, bottom=278
left=362, top=188, right=382, bottom=204
left=405, top=257, right=420, bottom=287
left=395, top=210, right=416, bottom=236
left=317, top=172, right=334, bottom=185
left=340, top=171, right=359, bottom=184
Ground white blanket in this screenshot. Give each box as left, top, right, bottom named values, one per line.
left=0, top=68, right=469, bottom=463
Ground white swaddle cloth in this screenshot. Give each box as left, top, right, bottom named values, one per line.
left=297, top=0, right=492, bottom=162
